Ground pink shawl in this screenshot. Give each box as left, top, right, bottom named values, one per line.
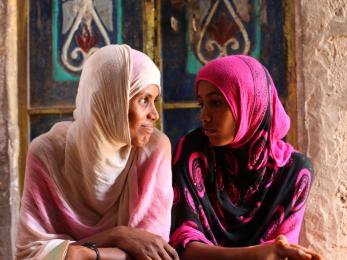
left=16, top=45, right=173, bottom=259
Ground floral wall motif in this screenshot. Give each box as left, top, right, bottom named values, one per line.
left=54, top=0, right=121, bottom=80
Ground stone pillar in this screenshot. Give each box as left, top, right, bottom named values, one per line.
left=0, top=0, right=19, bottom=258
left=0, top=0, right=12, bottom=258
left=296, top=0, right=347, bottom=258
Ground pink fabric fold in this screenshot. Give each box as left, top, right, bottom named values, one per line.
left=16, top=129, right=173, bottom=259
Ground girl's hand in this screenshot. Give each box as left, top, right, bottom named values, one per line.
left=256, top=235, right=322, bottom=260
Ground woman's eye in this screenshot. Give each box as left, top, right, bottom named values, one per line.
left=139, top=97, right=149, bottom=105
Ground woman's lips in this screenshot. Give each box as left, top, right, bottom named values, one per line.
left=141, top=125, right=154, bottom=134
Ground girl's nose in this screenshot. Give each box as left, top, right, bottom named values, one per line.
left=199, top=107, right=211, bottom=123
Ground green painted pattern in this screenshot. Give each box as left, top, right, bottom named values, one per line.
left=117, top=0, right=123, bottom=44
left=186, top=0, right=261, bottom=75
left=52, top=0, right=79, bottom=81
left=186, top=6, right=203, bottom=75
left=250, top=0, right=261, bottom=58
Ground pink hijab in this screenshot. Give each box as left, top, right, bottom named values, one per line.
left=195, top=55, right=293, bottom=168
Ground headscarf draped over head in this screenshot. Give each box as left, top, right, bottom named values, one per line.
left=16, top=45, right=173, bottom=259
left=65, top=44, right=162, bottom=215
left=74, top=44, right=161, bottom=149
left=195, top=55, right=293, bottom=168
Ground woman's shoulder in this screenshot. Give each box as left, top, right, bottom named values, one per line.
left=29, top=121, right=71, bottom=160
left=144, top=128, right=171, bottom=154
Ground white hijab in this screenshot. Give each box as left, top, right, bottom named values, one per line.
left=36, top=44, right=161, bottom=222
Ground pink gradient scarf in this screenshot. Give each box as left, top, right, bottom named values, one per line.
left=16, top=45, right=173, bottom=259
left=195, top=55, right=293, bottom=168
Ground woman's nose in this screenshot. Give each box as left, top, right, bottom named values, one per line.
left=148, top=103, right=159, bottom=121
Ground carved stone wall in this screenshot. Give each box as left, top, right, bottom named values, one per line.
left=0, top=0, right=13, bottom=258
left=296, top=0, right=347, bottom=258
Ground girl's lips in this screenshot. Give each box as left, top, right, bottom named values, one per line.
left=203, top=128, right=217, bottom=136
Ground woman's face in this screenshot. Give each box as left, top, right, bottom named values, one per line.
left=197, top=80, right=236, bottom=146
left=129, top=84, right=160, bottom=147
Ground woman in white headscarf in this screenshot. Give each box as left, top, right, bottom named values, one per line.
left=16, top=45, right=178, bottom=260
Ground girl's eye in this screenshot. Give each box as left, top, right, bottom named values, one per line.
left=210, top=100, right=222, bottom=107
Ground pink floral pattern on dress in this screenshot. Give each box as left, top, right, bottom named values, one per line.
left=291, top=168, right=311, bottom=212
left=227, top=183, right=240, bottom=205
left=173, top=184, right=180, bottom=205
left=184, top=187, right=197, bottom=214
left=239, top=201, right=261, bottom=223
left=248, top=130, right=268, bottom=170
left=216, top=168, right=224, bottom=191
left=189, top=152, right=208, bottom=198
left=262, top=167, right=277, bottom=189
left=244, top=183, right=259, bottom=204
left=214, top=200, right=227, bottom=231
left=223, top=152, right=238, bottom=176
left=173, top=136, right=185, bottom=166
left=198, top=205, right=210, bottom=231
left=260, top=205, right=284, bottom=242
left=170, top=220, right=213, bottom=249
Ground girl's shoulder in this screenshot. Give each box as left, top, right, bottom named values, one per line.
left=180, top=127, right=209, bottom=149
left=172, top=128, right=210, bottom=165
left=289, top=151, right=314, bottom=174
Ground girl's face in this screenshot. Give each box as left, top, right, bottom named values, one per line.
left=197, top=80, right=236, bottom=146
left=129, top=84, right=159, bottom=147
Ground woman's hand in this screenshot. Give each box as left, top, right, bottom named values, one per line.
left=65, top=245, right=95, bottom=260
left=72, top=226, right=178, bottom=259
left=255, top=235, right=322, bottom=260
left=113, top=226, right=179, bottom=260
left=65, top=244, right=132, bottom=260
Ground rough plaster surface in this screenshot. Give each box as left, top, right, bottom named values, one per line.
left=297, top=0, right=347, bottom=258
left=0, top=0, right=12, bottom=258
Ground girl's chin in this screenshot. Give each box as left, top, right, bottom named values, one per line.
left=208, top=137, right=231, bottom=147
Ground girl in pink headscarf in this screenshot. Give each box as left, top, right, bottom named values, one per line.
left=16, top=45, right=178, bottom=260
left=170, top=55, right=321, bottom=259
